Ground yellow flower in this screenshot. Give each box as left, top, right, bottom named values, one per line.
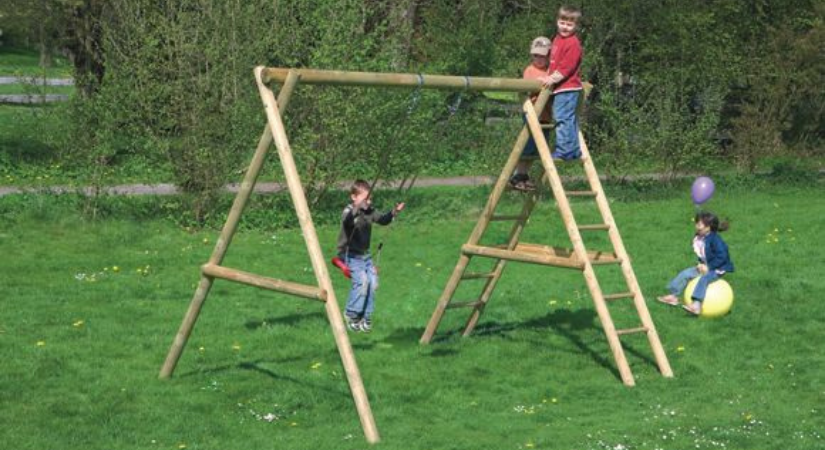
left=290, top=422, right=298, bottom=427
left=198, top=346, right=205, bottom=352
left=548, top=300, right=558, bottom=306
left=551, top=397, right=557, bottom=403
left=73, top=320, right=84, bottom=328
left=311, top=362, right=322, bottom=370
left=676, top=346, right=685, bottom=352
left=178, top=444, right=187, bottom=449
left=202, top=238, right=209, bottom=244
left=36, top=341, right=46, bottom=347
left=525, top=443, right=535, bottom=448
left=112, top=266, right=120, bottom=273
left=232, top=343, right=241, bottom=351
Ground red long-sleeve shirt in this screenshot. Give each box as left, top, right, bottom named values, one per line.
left=549, top=33, right=583, bottom=94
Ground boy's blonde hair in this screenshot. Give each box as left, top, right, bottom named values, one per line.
left=558, top=5, right=582, bottom=23
left=350, top=179, right=371, bottom=195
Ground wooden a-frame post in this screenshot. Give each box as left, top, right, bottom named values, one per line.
left=158, top=67, right=544, bottom=444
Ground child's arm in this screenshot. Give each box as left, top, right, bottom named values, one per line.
left=372, top=202, right=405, bottom=226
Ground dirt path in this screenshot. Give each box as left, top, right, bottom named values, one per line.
left=0, top=176, right=497, bottom=197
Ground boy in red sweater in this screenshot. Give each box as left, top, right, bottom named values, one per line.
left=541, top=5, right=583, bottom=160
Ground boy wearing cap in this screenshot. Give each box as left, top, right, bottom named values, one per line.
left=541, top=5, right=584, bottom=161
left=510, top=36, right=553, bottom=191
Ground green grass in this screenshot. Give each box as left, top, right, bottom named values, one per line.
left=1, top=181, right=823, bottom=449
left=0, top=46, right=72, bottom=77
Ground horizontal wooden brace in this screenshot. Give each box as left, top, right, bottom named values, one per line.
left=262, top=67, right=543, bottom=92
left=460, top=272, right=497, bottom=280
left=566, top=190, right=597, bottom=197
left=490, top=214, right=523, bottom=222
left=603, top=292, right=635, bottom=301
left=446, top=301, right=484, bottom=309
left=201, top=264, right=327, bottom=302
left=578, top=224, right=610, bottom=231
left=616, top=327, right=648, bottom=336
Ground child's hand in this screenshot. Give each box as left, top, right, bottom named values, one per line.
left=697, top=264, right=708, bottom=274
left=393, top=202, right=405, bottom=215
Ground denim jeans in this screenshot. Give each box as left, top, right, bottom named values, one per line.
left=552, top=91, right=581, bottom=160
left=667, top=266, right=721, bottom=302
left=345, top=254, right=378, bottom=320
left=521, top=115, right=551, bottom=157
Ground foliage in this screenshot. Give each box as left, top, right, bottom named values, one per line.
left=1, top=0, right=822, bottom=220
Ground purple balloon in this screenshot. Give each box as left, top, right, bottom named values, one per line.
left=691, top=176, right=715, bottom=204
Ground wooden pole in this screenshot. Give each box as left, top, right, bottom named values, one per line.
left=524, top=100, right=635, bottom=386
left=263, top=67, right=542, bottom=92
left=577, top=132, right=674, bottom=378
left=254, top=66, right=380, bottom=443
left=420, top=90, right=552, bottom=344
left=159, top=70, right=301, bottom=380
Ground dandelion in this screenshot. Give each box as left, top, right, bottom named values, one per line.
left=73, top=320, right=84, bottom=328
left=525, top=442, right=535, bottom=448
left=551, top=398, right=558, bottom=404
left=290, top=422, right=298, bottom=427
left=178, top=444, right=187, bottom=449
left=113, top=266, right=120, bottom=273
left=232, top=343, right=241, bottom=351
left=676, top=346, right=685, bottom=352
left=198, top=346, right=205, bottom=353
left=548, top=300, right=558, bottom=306
left=202, top=238, right=209, bottom=244
left=415, top=262, right=422, bottom=267
left=36, top=340, right=46, bottom=347
left=311, top=362, right=322, bottom=370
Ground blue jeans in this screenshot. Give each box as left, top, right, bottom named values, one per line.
left=552, top=91, right=581, bottom=160
left=667, top=266, right=721, bottom=302
left=521, top=115, right=551, bottom=157
left=345, top=254, right=378, bottom=320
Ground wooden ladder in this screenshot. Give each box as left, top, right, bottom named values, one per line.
left=420, top=90, right=673, bottom=386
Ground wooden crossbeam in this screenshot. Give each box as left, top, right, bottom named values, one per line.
left=201, top=264, right=327, bottom=302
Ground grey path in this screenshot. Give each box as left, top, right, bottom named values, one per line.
left=0, top=94, right=69, bottom=104
left=0, top=76, right=74, bottom=86
left=0, top=176, right=497, bottom=197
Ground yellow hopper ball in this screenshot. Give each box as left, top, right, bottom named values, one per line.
left=683, top=277, right=734, bottom=318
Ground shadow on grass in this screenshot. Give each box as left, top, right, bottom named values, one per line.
left=244, top=311, right=326, bottom=329
left=416, top=307, right=659, bottom=382
left=176, top=358, right=349, bottom=399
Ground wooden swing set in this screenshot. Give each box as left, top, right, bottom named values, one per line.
left=158, top=66, right=673, bottom=444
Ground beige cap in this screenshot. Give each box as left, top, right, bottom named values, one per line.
left=530, top=36, right=551, bottom=56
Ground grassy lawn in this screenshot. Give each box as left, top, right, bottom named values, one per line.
left=1, top=182, right=823, bottom=449
left=0, top=46, right=72, bottom=77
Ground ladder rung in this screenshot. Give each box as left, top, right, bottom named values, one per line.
left=603, top=292, right=635, bottom=301
left=461, top=272, right=496, bottom=280
left=578, top=224, right=610, bottom=231
left=490, top=214, right=523, bottom=222
left=567, top=190, right=597, bottom=197
left=589, top=257, right=623, bottom=266
left=446, top=300, right=483, bottom=309
left=541, top=123, right=555, bottom=129
left=616, top=326, right=648, bottom=336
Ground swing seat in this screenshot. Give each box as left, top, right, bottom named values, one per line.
left=331, top=257, right=352, bottom=278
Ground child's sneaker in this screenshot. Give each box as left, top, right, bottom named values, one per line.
left=358, top=318, right=372, bottom=333
left=346, top=316, right=362, bottom=332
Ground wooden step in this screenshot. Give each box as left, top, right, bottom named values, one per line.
left=446, top=300, right=483, bottom=309
left=567, top=190, right=597, bottom=197
left=461, top=272, right=497, bottom=280
left=603, top=292, right=635, bottom=301
left=578, top=224, right=610, bottom=231
left=490, top=214, right=523, bottom=222
left=616, top=326, right=648, bottom=336
left=462, top=243, right=619, bottom=269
